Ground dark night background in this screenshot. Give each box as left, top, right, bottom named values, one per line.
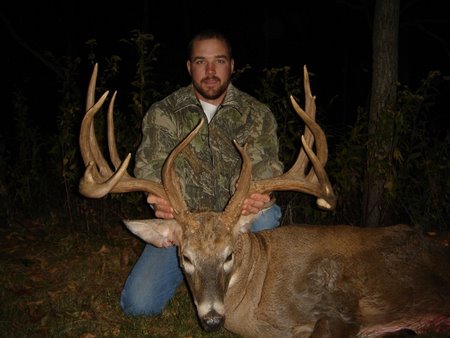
left=2, top=0, right=450, bottom=134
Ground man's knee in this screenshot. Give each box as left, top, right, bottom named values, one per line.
left=119, top=244, right=183, bottom=316
left=120, top=289, right=164, bottom=316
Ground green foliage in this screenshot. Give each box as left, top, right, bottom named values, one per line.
left=11, top=92, right=41, bottom=205
left=251, top=66, right=448, bottom=230
left=390, top=71, right=449, bottom=231
left=331, top=71, right=449, bottom=230
left=254, top=66, right=304, bottom=167
left=1, top=91, right=48, bottom=221
left=52, top=56, right=84, bottom=224
left=121, top=29, right=165, bottom=117
left=329, top=107, right=368, bottom=225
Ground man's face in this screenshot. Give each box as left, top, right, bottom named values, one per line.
left=187, top=38, right=234, bottom=105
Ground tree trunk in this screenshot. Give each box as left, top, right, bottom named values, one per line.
left=363, top=0, right=400, bottom=227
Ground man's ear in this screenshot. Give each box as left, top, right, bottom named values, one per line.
left=186, top=60, right=192, bottom=75
left=123, top=219, right=182, bottom=247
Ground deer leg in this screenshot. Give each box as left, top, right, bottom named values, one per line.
left=309, top=316, right=359, bottom=338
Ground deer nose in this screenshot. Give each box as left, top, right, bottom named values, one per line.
left=201, top=310, right=225, bottom=331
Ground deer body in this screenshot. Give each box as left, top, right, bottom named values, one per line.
left=80, top=64, right=450, bottom=337
left=220, top=224, right=450, bottom=337
left=123, top=218, right=450, bottom=338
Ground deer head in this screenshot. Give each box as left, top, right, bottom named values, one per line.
left=79, top=63, right=336, bottom=330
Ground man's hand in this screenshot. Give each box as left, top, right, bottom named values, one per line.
left=148, top=193, right=270, bottom=218
left=241, top=193, right=271, bottom=215
left=147, top=194, right=174, bottom=219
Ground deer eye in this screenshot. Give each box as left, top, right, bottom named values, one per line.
left=182, top=254, right=195, bottom=274
left=223, top=252, right=234, bottom=272
left=183, top=255, right=192, bottom=265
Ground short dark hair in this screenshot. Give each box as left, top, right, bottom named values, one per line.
left=187, top=29, right=233, bottom=60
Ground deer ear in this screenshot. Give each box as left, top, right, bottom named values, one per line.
left=123, top=219, right=182, bottom=247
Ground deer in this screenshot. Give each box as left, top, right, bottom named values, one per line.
left=79, top=63, right=450, bottom=338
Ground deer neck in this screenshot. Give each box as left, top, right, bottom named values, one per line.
left=225, top=232, right=270, bottom=314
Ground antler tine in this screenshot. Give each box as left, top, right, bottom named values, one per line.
left=294, top=66, right=317, bottom=175
left=107, top=90, right=123, bottom=171
left=83, top=64, right=113, bottom=176
left=162, top=118, right=205, bottom=216
left=248, top=65, right=336, bottom=210
left=79, top=64, right=167, bottom=200
left=85, top=65, right=128, bottom=174
left=220, top=141, right=253, bottom=225
left=80, top=92, right=113, bottom=180
left=86, top=63, right=98, bottom=112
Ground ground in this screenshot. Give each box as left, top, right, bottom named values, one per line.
left=0, top=219, right=237, bottom=337
left=1, top=219, right=448, bottom=337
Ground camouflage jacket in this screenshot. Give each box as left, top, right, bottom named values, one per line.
left=134, top=83, right=284, bottom=212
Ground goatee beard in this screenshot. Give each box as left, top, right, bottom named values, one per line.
left=194, top=78, right=229, bottom=101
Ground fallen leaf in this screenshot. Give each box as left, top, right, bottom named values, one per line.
left=66, top=281, right=78, bottom=291
left=47, top=290, right=61, bottom=300
left=27, top=303, right=45, bottom=323
left=120, top=248, right=129, bottom=268
left=28, top=273, right=45, bottom=282
left=80, top=333, right=96, bottom=338
left=80, top=311, right=93, bottom=319
left=97, top=245, right=110, bottom=254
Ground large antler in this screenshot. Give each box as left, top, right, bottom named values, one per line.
left=79, top=63, right=202, bottom=221
left=80, top=64, right=335, bottom=228
left=223, top=65, right=336, bottom=224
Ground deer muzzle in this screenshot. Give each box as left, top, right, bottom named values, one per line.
left=200, top=309, right=225, bottom=331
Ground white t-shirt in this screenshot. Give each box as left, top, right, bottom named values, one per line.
left=200, top=100, right=218, bottom=123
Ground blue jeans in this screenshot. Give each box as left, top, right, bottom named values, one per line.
left=120, top=204, right=281, bottom=315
